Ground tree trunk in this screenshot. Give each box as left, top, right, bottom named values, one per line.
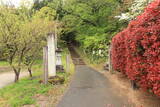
left=28, top=68, right=32, bottom=77
left=14, top=71, right=20, bottom=82
left=131, top=80, right=138, bottom=90
left=12, top=66, right=20, bottom=82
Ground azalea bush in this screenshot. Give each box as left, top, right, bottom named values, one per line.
left=112, top=0, right=160, bottom=96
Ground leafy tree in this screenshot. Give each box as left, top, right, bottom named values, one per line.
left=0, top=7, right=23, bottom=82
left=60, top=0, right=120, bottom=62
left=31, top=0, right=128, bottom=63
left=0, top=6, right=55, bottom=81
left=22, top=18, right=56, bottom=77
left=34, top=6, right=56, bottom=20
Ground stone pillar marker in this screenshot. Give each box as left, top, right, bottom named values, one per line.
left=47, top=33, right=56, bottom=77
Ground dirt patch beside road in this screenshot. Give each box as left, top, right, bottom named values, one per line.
left=103, top=71, right=160, bottom=107
left=0, top=71, right=28, bottom=88
left=0, top=67, right=12, bottom=73
left=69, top=46, right=160, bottom=107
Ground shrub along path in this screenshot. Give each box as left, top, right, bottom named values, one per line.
left=0, top=71, right=28, bottom=88
left=57, top=46, right=135, bottom=107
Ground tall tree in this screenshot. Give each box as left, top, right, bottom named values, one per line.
left=0, top=6, right=55, bottom=82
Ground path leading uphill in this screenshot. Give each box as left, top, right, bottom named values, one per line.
left=57, top=46, right=135, bottom=107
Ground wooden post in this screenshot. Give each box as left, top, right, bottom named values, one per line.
left=109, top=45, right=113, bottom=73
left=66, top=54, right=70, bottom=72
left=43, top=47, right=48, bottom=84
left=131, top=80, right=139, bottom=90
left=47, top=33, right=56, bottom=77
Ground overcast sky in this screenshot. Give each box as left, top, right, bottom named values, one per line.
left=1, top=0, right=33, bottom=7
left=9, top=0, right=21, bottom=7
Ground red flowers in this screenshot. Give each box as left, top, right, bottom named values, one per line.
left=111, top=0, right=160, bottom=96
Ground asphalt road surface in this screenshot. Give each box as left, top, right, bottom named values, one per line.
left=57, top=65, right=135, bottom=107
left=57, top=46, right=135, bottom=107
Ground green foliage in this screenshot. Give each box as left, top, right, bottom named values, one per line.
left=0, top=5, right=56, bottom=81
left=30, top=0, right=130, bottom=64
left=0, top=48, right=75, bottom=107
left=0, top=2, right=75, bottom=106
left=0, top=65, right=52, bottom=107
left=61, top=48, right=75, bottom=75
left=59, top=0, right=122, bottom=62
left=34, top=6, right=56, bottom=20
left=0, top=61, right=9, bottom=67
left=31, top=0, right=124, bottom=64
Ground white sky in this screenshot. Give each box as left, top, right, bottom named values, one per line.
left=9, top=0, right=21, bottom=7
left=1, top=0, right=33, bottom=7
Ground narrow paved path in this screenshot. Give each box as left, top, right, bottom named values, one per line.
left=0, top=71, right=28, bottom=88
left=57, top=46, right=135, bottom=107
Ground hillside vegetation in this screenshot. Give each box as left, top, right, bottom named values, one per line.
left=32, top=0, right=131, bottom=63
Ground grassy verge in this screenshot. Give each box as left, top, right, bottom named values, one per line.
left=0, top=48, right=75, bottom=107
left=62, top=48, right=75, bottom=74
left=46, top=48, right=75, bottom=106
left=0, top=62, right=52, bottom=107
left=0, top=61, right=9, bottom=67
